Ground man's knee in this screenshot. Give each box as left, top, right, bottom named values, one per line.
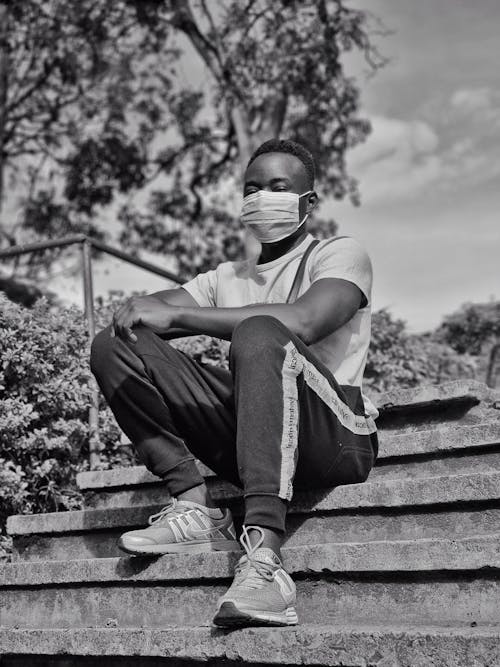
left=231, top=315, right=287, bottom=360
left=90, top=324, right=151, bottom=375
left=92, top=325, right=187, bottom=382
left=90, top=325, right=120, bottom=378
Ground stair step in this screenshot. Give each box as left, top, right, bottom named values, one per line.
left=73, top=381, right=499, bottom=511
left=2, top=535, right=499, bottom=587
left=76, top=422, right=500, bottom=508
left=1, top=625, right=499, bottom=667
left=372, top=379, right=498, bottom=432
left=1, top=536, right=499, bottom=630
left=9, top=470, right=500, bottom=536
left=8, top=471, right=500, bottom=562
left=79, top=449, right=500, bottom=511
left=9, top=507, right=500, bottom=563
left=76, top=422, right=500, bottom=512
left=374, top=379, right=488, bottom=413
left=379, top=421, right=500, bottom=459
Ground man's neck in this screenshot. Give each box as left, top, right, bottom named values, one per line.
left=257, top=229, right=309, bottom=265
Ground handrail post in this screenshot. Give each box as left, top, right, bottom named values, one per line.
left=81, top=239, right=100, bottom=469
left=486, top=342, right=500, bottom=389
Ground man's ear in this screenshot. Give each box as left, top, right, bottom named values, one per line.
left=306, top=191, right=319, bottom=214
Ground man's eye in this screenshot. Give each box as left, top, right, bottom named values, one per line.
left=245, top=189, right=258, bottom=196
left=273, top=187, right=288, bottom=192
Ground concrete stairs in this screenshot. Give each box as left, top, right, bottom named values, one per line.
left=1, top=379, right=500, bottom=666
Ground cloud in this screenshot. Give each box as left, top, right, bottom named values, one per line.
left=450, top=87, right=500, bottom=120
left=347, top=86, right=500, bottom=205
left=347, top=116, right=441, bottom=203
left=350, top=117, right=438, bottom=168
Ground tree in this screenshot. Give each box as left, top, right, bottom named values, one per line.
left=0, top=0, right=164, bottom=282
left=436, top=301, right=500, bottom=355
left=436, top=301, right=500, bottom=387
left=1, top=0, right=386, bottom=286
left=117, top=0, right=387, bottom=277
left=0, top=1, right=8, bottom=213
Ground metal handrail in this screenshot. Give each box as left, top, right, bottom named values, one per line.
left=0, top=234, right=183, bottom=468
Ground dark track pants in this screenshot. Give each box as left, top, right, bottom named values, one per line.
left=90, top=315, right=378, bottom=534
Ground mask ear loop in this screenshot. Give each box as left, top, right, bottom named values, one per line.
left=298, top=191, right=319, bottom=225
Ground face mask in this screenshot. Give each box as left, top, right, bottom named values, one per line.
left=240, top=190, right=313, bottom=244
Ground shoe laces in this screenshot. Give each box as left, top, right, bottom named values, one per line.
left=148, top=498, right=183, bottom=526
left=233, top=525, right=278, bottom=589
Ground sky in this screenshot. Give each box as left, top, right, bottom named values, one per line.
left=332, top=0, right=500, bottom=330
left=47, top=0, right=500, bottom=332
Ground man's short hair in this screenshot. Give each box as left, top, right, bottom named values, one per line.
left=247, top=139, right=315, bottom=188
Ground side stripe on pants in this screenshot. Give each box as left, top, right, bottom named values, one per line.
left=279, top=341, right=377, bottom=500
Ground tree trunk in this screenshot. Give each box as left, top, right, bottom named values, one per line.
left=254, top=92, right=288, bottom=146
left=0, top=1, right=9, bottom=223
left=231, top=105, right=254, bottom=176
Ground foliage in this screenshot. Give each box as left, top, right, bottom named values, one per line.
left=364, top=309, right=476, bottom=395
left=171, top=334, right=230, bottom=369
left=116, top=0, right=385, bottom=277
left=1, top=0, right=386, bottom=283
left=435, top=301, right=500, bottom=356
left=0, top=0, right=166, bottom=278
left=0, top=293, right=126, bottom=559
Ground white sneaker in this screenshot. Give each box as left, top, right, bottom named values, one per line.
left=213, top=525, right=298, bottom=626
left=118, top=498, right=240, bottom=555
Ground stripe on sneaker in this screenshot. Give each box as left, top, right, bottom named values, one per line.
left=190, top=510, right=210, bottom=530
left=274, top=569, right=295, bottom=597
left=168, top=518, right=185, bottom=543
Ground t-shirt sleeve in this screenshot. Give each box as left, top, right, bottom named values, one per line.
left=309, top=237, right=373, bottom=305
left=181, top=268, right=218, bottom=307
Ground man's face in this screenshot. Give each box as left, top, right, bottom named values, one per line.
left=244, top=152, right=313, bottom=220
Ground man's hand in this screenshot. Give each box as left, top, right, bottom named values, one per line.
left=112, top=295, right=176, bottom=343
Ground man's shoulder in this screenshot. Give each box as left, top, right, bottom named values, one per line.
left=309, top=235, right=373, bottom=287
left=312, top=235, right=370, bottom=258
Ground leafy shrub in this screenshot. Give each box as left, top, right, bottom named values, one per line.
left=171, top=334, right=230, bottom=368
left=435, top=302, right=500, bottom=386
left=0, top=294, right=124, bottom=560
left=364, top=309, right=476, bottom=395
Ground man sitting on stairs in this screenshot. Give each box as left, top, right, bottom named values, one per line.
left=90, top=138, right=379, bottom=628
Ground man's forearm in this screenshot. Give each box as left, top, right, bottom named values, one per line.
left=170, top=303, right=310, bottom=342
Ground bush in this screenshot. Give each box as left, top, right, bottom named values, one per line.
left=364, top=309, right=476, bottom=395
left=0, top=294, right=115, bottom=559
left=0, top=292, right=231, bottom=560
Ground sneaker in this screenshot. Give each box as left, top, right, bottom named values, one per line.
left=213, top=525, right=298, bottom=627
left=117, top=498, right=240, bottom=555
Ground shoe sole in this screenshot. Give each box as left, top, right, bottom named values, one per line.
left=213, top=601, right=298, bottom=627
left=118, top=538, right=241, bottom=556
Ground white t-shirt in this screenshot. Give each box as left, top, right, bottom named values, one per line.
left=182, top=233, right=378, bottom=418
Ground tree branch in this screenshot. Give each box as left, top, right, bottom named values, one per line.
left=168, top=2, right=224, bottom=81
left=188, top=125, right=236, bottom=221
left=255, top=92, right=288, bottom=143
left=199, top=0, right=218, bottom=37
